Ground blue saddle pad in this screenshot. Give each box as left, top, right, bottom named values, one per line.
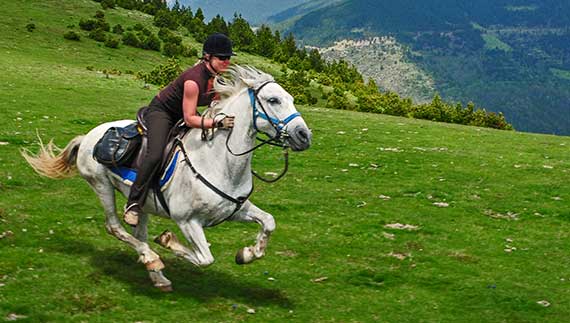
left=110, top=150, right=180, bottom=190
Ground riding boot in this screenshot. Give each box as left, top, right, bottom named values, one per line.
left=124, top=203, right=142, bottom=226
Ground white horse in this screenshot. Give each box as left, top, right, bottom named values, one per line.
left=22, top=66, right=312, bottom=291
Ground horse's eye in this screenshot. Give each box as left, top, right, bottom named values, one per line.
left=267, top=97, right=280, bottom=105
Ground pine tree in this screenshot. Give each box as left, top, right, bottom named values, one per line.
left=228, top=13, right=255, bottom=52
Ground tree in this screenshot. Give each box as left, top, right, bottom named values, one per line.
left=228, top=13, right=255, bottom=52
left=255, top=25, right=276, bottom=58
left=154, top=9, right=178, bottom=30
left=206, top=15, right=228, bottom=35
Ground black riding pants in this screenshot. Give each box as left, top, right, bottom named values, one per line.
left=127, top=107, right=176, bottom=207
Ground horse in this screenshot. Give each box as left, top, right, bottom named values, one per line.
left=22, top=65, right=312, bottom=291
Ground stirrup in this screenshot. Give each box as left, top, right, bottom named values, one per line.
left=124, top=203, right=141, bottom=226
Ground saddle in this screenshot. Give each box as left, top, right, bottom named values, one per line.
left=93, top=106, right=191, bottom=214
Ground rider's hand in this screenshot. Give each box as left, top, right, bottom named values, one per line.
left=216, top=116, right=235, bottom=129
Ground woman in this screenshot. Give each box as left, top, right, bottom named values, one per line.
left=124, top=33, right=236, bottom=226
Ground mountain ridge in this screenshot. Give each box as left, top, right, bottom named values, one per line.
left=274, top=0, right=570, bottom=134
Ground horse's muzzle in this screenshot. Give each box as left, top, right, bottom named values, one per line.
left=287, top=125, right=312, bottom=151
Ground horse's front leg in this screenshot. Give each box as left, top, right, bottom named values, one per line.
left=229, top=201, right=275, bottom=265
left=155, top=219, right=215, bottom=267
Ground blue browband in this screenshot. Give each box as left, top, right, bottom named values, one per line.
left=248, top=87, right=302, bottom=134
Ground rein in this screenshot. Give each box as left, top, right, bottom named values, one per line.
left=181, top=81, right=300, bottom=213
left=225, top=81, right=301, bottom=182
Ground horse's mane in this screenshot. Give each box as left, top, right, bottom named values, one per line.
left=214, top=65, right=274, bottom=100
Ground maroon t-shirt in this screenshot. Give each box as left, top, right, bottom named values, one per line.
left=151, top=62, right=215, bottom=120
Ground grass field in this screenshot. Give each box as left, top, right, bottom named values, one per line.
left=2, top=1, right=570, bottom=322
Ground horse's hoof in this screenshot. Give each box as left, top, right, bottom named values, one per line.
left=154, top=230, right=179, bottom=249
left=157, top=284, right=173, bottom=292
left=145, top=258, right=165, bottom=271
left=235, top=247, right=254, bottom=265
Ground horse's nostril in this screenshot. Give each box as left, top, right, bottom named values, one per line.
left=298, top=130, right=308, bottom=142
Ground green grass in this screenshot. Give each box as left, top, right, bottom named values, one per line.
left=2, top=1, right=570, bottom=322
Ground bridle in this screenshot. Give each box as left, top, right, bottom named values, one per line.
left=250, top=81, right=302, bottom=139
left=224, top=81, right=302, bottom=182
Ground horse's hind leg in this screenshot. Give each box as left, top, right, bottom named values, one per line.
left=228, top=202, right=275, bottom=265
left=90, top=179, right=172, bottom=291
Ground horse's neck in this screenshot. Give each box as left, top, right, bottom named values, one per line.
left=182, top=91, right=255, bottom=189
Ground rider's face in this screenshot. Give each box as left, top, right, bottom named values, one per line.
left=210, top=55, right=231, bottom=73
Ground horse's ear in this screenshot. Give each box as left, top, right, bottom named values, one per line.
left=240, top=77, right=255, bottom=88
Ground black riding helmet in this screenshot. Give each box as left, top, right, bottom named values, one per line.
left=202, top=33, right=236, bottom=56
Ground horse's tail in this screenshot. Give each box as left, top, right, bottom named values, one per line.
left=21, top=135, right=85, bottom=179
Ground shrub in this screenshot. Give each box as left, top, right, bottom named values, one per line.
left=112, top=24, right=124, bottom=34
left=158, top=28, right=181, bottom=44
left=95, top=20, right=111, bottom=32
left=63, top=31, right=81, bottom=41
left=79, top=19, right=97, bottom=31
left=183, top=46, right=198, bottom=58
left=137, top=58, right=182, bottom=88
left=101, top=0, right=116, bottom=10
left=116, top=0, right=138, bottom=10
left=26, top=23, right=36, bottom=32
left=122, top=32, right=141, bottom=48
left=88, top=28, right=107, bottom=42
left=142, top=34, right=161, bottom=51
left=105, top=37, right=120, bottom=48
left=133, top=23, right=145, bottom=31
left=163, top=42, right=183, bottom=57
left=94, top=10, right=105, bottom=20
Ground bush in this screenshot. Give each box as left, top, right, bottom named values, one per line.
left=88, top=28, right=107, bottom=42
left=63, top=31, right=81, bottom=41
left=158, top=28, right=181, bottom=44
left=105, top=37, right=120, bottom=48
left=112, top=24, right=124, bottom=34
left=163, top=42, right=184, bottom=57
left=79, top=19, right=97, bottom=31
left=94, top=10, right=105, bottom=20
left=101, top=0, right=116, bottom=10
left=116, top=0, right=138, bottom=10
left=96, top=20, right=111, bottom=32
left=141, top=34, right=161, bottom=51
left=137, top=58, right=182, bottom=88
left=183, top=46, right=198, bottom=58
left=26, top=23, right=36, bottom=32
left=122, top=32, right=141, bottom=48
left=133, top=23, right=145, bottom=31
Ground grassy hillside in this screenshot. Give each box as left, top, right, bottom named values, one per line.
left=2, top=1, right=570, bottom=322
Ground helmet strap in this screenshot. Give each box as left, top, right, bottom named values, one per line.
left=204, top=55, right=221, bottom=76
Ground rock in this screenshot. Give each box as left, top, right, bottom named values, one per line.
left=537, top=300, right=551, bottom=307
left=247, top=308, right=256, bottom=314
left=6, top=313, right=27, bottom=321
left=384, top=223, right=419, bottom=231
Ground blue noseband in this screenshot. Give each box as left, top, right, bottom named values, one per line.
left=248, top=85, right=301, bottom=136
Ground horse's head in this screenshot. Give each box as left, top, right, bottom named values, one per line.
left=248, top=81, right=312, bottom=151
left=215, top=66, right=312, bottom=152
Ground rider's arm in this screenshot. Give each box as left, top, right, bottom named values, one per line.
left=182, top=80, right=215, bottom=128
